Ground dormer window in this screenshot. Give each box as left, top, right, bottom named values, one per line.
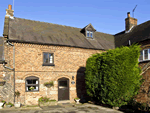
left=80, top=23, right=96, bottom=39
left=87, top=31, right=93, bottom=38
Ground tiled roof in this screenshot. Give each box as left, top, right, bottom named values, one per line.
left=115, top=20, right=150, bottom=47
left=4, top=17, right=115, bottom=50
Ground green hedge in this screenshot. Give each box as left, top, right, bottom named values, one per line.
left=85, top=44, right=144, bottom=107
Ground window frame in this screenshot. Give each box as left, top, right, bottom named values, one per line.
left=25, top=76, right=39, bottom=92
left=42, top=52, right=55, bottom=66
left=139, top=48, right=150, bottom=62
left=86, top=30, right=93, bottom=38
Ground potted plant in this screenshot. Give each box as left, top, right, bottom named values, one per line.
left=44, top=81, right=54, bottom=88
left=29, top=86, right=34, bottom=91
left=6, top=102, right=14, bottom=108
left=0, top=100, right=6, bottom=109
left=0, top=80, right=6, bottom=86
left=15, top=90, right=21, bottom=108
left=74, top=97, right=80, bottom=104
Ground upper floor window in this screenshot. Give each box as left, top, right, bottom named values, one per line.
left=25, top=76, right=39, bottom=92
left=43, top=53, right=55, bottom=66
left=87, top=31, right=93, bottom=38
left=139, top=48, right=150, bottom=62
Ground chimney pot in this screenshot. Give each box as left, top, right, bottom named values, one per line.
left=8, top=4, right=12, bottom=10
left=5, top=4, right=14, bottom=19
left=127, top=12, right=130, bottom=17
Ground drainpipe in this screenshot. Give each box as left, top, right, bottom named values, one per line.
left=3, top=40, right=15, bottom=104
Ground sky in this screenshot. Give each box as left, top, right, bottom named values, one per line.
left=0, top=0, right=150, bottom=36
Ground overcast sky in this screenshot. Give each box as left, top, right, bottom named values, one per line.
left=0, top=0, right=149, bottom=36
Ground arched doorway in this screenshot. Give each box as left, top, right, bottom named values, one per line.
left=58, top=77, right=69, bottom=101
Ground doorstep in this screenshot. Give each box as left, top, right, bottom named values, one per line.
left=57, top=100, right=71, bottom=104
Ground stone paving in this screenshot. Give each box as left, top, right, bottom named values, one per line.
left=0, top=103, right=124, bottom=113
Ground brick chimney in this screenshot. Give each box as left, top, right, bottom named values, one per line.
left=5, top=4, right=14, bottom=19
left=125, top=12, right=137, bottom=31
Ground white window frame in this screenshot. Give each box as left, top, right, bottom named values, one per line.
left=86, top=30, right=93, bottom=38
left=139, top=48, right=150, bottom=62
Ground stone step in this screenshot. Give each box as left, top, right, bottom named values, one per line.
left=57, top=100, right=71, bottom=104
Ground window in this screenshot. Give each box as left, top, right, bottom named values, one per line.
left=25, top=76, right=39, bottom=92
left=43, top=53, right=54, bottom=66
left=139, top=48, right=150, bottom=62
left=86, top=31, right=93, bottom=38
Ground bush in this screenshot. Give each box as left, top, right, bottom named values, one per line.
left=38, top=97, right=56, bottom=103
left=6, top=102, right=14, bottom=106
left=85, top=44, right=144, bottom=107
left=38, top=97, right=50, bottom=103
left=1, top=100, right=6, bottom=103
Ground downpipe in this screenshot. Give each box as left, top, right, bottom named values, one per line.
left=3, top=40, right=15, bottom=104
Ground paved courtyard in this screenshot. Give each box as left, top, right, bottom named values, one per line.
left=0, top=103, right=123, bottom=113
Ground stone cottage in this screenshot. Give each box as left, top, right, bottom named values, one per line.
left=0, top=4, right=150, bottom=105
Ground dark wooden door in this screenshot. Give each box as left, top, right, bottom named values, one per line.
left=58, top=78, right=69, bottom=101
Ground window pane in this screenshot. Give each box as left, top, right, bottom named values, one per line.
left=33, top=80, right=37, bottom=84
left=144, top=49, right=148, bottom=60
left=49, top=54, right=53, bottom=63
left=90, top=32, right=93, bottom=37
left=44, top=53, right=49, bottom=63
left=26, top=87, right=28, bottom=91
left=27, top=86, right=31, bottom=91
left=35, top=86, right=38, bottom=90
left=139, top=51, right=143, bottom=61
left=50, top=60, right=53, bottom=63
left=87, top=31, right=89, bottom=37
left=59, top=81, right=67, bottom=87
left=27, top=80, right=32, bottom=84
left=36, top=80, right=38, bottom=84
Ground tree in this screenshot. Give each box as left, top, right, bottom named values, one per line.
left=85, top=44, right=144, bottom=107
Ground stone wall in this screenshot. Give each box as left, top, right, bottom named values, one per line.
left=1, top=41, right=104, bottom=105
left=134, top=40, right=150, bottom=104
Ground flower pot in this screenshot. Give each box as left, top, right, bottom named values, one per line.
left=0, top=102, right=4, bottom=109
left=0, top=81, right=6, bottom=86
left=75, top=99, right=80, bottom=104
left=15, top=102, right=21, bottom=108
left=45, top=84, right=53, bottom=88
left=6, top=105, right=12, bottom=108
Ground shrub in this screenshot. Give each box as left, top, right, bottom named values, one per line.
left=85, top=44, right=144, bottom=107
left=1, top=100, right=6, bottom=103
left=44, top=81, right=54, bottom=87
left=15, top=90, right=20, bottom=103
left=6, top=102, right=14, bottom=106
left=38, top=97, right=50, bottom=103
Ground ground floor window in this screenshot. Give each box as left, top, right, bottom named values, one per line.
left=25, top=76, right=39, bottom=92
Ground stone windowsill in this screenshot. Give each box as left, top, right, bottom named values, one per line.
left=42, top=63, right=55, bottom=66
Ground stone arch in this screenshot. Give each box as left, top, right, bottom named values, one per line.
left=55, top=75, right=71, bottom=81
left=22, top=73, right=41, bottom=80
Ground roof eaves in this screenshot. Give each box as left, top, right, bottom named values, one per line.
left=8, top=39, right=105, bottom=51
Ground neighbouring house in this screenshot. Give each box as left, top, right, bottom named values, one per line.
left=0, top=4, right=150, bottom=105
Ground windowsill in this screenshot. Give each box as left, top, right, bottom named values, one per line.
left=26, top=90, right=39, bottom=92
left=139, top=60, right=150, bottom=63
left=87, top=37, right=94, bottom=40
left=42, top=63, right=55, bottom=66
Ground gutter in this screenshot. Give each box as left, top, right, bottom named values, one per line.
left=3, top=40, right=15, bottom=104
